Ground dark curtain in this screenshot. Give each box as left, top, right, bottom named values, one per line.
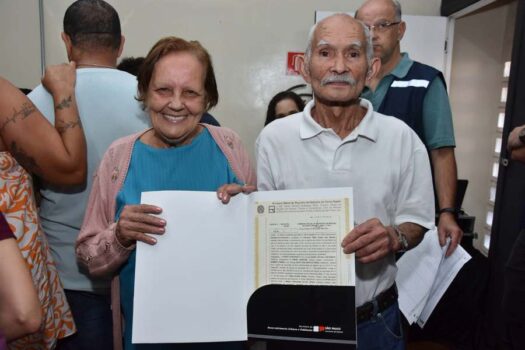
left=485, top=0, right=525, bottom=348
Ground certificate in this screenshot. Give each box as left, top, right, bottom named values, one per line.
left=255, top=197, right=353, bottom=287
left=133, top=187, right=355, bottom=344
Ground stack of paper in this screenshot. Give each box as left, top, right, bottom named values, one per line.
left=396, top=227, right=471, bottom=327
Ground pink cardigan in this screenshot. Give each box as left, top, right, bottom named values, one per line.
left=76, top=124, right=256, bottom=350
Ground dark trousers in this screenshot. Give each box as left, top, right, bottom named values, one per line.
left=503, top=229, right=525, bottom=349
left=267, top=303, right=403, bottom=350
left=56, top=290, right=113, bottom=350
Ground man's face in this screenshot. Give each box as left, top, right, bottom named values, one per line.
left=355, top=0, right=404, bottom=65
left=302, top=16, right=370, bottom=106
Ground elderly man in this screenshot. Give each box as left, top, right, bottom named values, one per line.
left=28, top=1, right=149, bottom=349
left=355, top=0, right=462, bottom=257
left=253, top=13, right=434, bottom=350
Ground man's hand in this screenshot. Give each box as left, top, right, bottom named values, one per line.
left=341, top=218, right=396, bottom=264
left=507, top=125, right=525, bottom=151
left=507, top=125, right=525, bottom=162
left=115, top=204, right=165, bottom=247
left=216, top=183, right=257, bottom=204
left=437, top=213, right=463, bottom=257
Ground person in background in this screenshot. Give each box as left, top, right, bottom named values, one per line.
left=0, top=212, right=42, bottom=347
left=356, top=0, right=462, bottom=257
left=0, top=63, right=84, bottom=349
left=264, top=90, right=305, bottom=126
left=28, top=1, right=150, bottom=348
left=76, top=36, right=255, bottom=350
left=118, top=55, right=221, bottom=127
left=117, top=56, right=145, bottom=76
left=503, top=124, right=525, bottom=349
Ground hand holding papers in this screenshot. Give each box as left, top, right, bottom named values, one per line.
left=133, top=188, right=356, bottom=344
left=115, top=204, right=165, bottom=247
left=396, top=228, right=471, bottom=326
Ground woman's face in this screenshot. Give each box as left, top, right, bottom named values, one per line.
left=274, top=98, right=300, bottom=119
left=145, top=51, right=206, bottom=148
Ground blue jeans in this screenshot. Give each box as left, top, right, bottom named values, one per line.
left=357, top=302, right=404, bottom=350
left=56, top=290, right=113, bottom=350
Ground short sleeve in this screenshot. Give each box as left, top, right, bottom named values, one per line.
left=422, top=78, right=456, bottom=149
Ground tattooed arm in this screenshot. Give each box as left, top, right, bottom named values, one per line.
left=0, top=62, right=87, bottom=185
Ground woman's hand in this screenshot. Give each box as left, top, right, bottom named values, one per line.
left=216, top=183, right=256, bottom=204
left=115, top=204, right=166, bottom=247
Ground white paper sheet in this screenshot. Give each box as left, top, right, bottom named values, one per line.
left=396, top=228, right=471, bottom=326
left=133, top=191, right=252, bottom=344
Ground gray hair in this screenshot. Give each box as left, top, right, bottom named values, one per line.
left=304, top=13, right=374, bottom=69
left=355, top=0, right=402, bottom=21
left=392, top=0, right=402, bottom=21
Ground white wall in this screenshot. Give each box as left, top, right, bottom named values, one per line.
left=449, top=1, right=516, bottom=250
left=1, top=0, right=440, bottom=158
left=0, top=0, right=41, bottom=88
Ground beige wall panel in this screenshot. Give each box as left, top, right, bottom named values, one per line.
left=449, top=2, right=516, bottom=250
left=0, top=0, right=41, bottom=88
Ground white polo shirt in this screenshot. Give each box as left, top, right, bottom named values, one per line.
left=256, top=98, right=434, bottom=306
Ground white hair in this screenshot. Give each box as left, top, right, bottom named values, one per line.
left=304, top=13, right=374, bottom=69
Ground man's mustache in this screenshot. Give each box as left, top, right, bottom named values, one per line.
left=321, top=74, right=357, bottom=86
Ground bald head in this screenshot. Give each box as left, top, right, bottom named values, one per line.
left=304, top=13, right=373, bottom=68
left=354, top=0, right=405, bottom=67
left=356, top=0, right=402, bottom=21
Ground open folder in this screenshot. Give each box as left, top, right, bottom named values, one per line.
left=133, top=188, right=356, bottom=344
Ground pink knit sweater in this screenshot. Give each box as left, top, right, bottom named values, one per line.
left=75, top=124, right=256, bottom=350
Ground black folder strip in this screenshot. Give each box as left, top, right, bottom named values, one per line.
left=248, top=334, right=357, bottom=344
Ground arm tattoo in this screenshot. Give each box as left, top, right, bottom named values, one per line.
left=9, top=141, right=41, bottom=175
left=0, top=102, right=36, bottom=134
left=55, top=96, right=72, bottom=110
left=56, top=118, right=83, bottom=134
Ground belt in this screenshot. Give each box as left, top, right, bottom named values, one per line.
left=356, top=283, right=398, bottom=324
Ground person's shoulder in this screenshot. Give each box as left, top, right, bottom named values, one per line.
left=76, top=69, right=137, bottom=88
left=75, top=69, right=142, bottom=112
left=0, top=77, right=13, bottom=90
left=373, top=110, right=410, bottom=129
left=260, top=113, right=301, bottom=138
left=373, top=111, right=424, bottom=143
left=107, top=131, right=145, bottom=151
left=203, top=124, right=242, bottom=144
left=410, top=60, right=443, bottom=76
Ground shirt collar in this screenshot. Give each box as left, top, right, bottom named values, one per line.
left=390, top=52, right=413, bottom=79
left=300, top=98, right=379, bottom=142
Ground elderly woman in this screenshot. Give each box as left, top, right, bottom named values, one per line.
left=76, top=37, right=255, bottom=350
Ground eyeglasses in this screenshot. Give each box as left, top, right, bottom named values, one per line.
left=365, top=21, right=401, bottom=33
